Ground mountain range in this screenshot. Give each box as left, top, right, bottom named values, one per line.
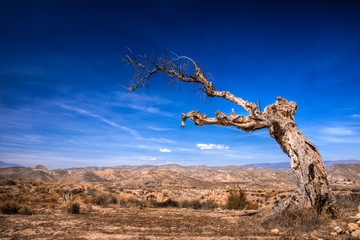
left=0, top=162, right=359, bottom=187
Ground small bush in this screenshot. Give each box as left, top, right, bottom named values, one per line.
left=201, top=199, right=218, bottom=209
left=71, top=188, right=85, bottom=195
left=19, top=205, right=36, bottom=215
left=119, top=196, right=145, bottom=208
left=91, top=195, right=106, bottom=206
left=70, top=202, right=80, bottom=214
left=153, top=198, right=179, bottom=208
left=226, top=187, right=258, bottom=210
left=1, top=201, right=20, bottom=214
left=109, top=194, right=118, bottom=204
left=0, top=179, right=17, bottom=186
left=180, top=199, right=201, bottom=209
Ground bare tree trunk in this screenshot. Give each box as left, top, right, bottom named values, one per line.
left=265, top=97, right=336, bottom=216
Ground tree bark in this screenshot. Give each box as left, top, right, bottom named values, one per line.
left=265, top=97, right=335, bottom=216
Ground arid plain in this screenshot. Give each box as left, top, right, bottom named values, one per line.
left=1, top=163, right=360, bottom=239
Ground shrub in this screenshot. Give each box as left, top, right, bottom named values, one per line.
left=263, top=208, right=330, bottom=234
left=19, top=205, right=36, bottom=215
left=119, top=196, right=145, bottom=208
left=108, top=194, right=118, bottom=204
left=202, top=199, right=218, bottom=209
left=180, top=199, right=201, bottom=209
left=0, top=179, right=17, bottom=186
left=153, top=198, right=179, bottom=208
left=91, top=194, right=108, bottom=206
left=0, top=201, right=20, bottom=214
left=71, top=188, right=85, bottom=195
left=70, top=202, right=80, bottom=214
left=226, top=187, right=258, bottom=210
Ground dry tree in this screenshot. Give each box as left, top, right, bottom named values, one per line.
left=125, top=50, right=336, bottom=216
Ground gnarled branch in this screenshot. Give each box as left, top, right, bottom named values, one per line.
left=180, top=109, right=271, bottom=132
left=125, top=50, right=262, bottom=117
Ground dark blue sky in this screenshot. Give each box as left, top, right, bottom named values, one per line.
left=1, top=0, right=359, bottom=168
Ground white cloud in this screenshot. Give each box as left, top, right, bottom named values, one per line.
left=160, top=148, right=171, bottom=152
left=352, top=114, right=360, bottom=118
left=196, top=144, right=230, bottom=150
left=140, top=156, right=157, bottom=161
left=323, top=127, right=354, bottom=136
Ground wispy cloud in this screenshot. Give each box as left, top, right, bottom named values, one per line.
left=127, top=104, right=161, bottom=113
left=318, top=136, right=360, bottom=144
left=112, top=92, right=175, bottom=117
left=322, top=127, right=355, bottom=136
left=316, top=126, right=360, bottom=144
left=139, top=156, right=157, bottom=161
left=352, top=114, right=360, bottom=118
left=160, top=148, right=171, bottom=152
left=196, top=144, right=230, bottom=150
left=147, top=126, right=173, bottom=131
left=115, top=92, right=172, bottom=105
left=223, top=154, right=254, bottom=159
left=137, top=137, right=177, bottom=144
left=176, top=147, right=195, bottom=152
left=58, top=104, right=139, bottom=137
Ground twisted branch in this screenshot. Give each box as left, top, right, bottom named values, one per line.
left=125, top=50, right=263, bottom=117
left=180, top=109, right=271, bottom=132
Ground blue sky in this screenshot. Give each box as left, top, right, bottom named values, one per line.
left=0, top=0, right=359, bottom=169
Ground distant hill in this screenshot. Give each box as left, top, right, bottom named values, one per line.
left=327, top=164, right=360, bottom=182
left=62, top=171, right=108, bottom=184
left=0, top=161, right=22, bottom=168
left=0, top=162, right=358, bottom=187
left=244, top=160, right=360, bottom=169
left=0, top=167, right=60, bottom=182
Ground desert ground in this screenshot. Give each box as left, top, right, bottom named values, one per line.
left=1, top=164, right=360, bottom=239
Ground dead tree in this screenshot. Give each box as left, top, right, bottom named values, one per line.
left=125, top=51, right=336, bottom=216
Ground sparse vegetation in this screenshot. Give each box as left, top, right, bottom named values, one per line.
left=0, top=176, right=359, bottom=239
left=0, top=179, right=17, bottom=186
left=263, top=208, right=331, bottom=234
left=334, top=192, right=360, bottom=213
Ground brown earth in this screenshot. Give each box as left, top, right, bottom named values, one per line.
left=0, top=164, right=360, bottom=239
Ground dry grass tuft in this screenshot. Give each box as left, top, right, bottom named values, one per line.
left=334, top=192, right=360, bottom=213
left=262, top=208, right=330, bottom=234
